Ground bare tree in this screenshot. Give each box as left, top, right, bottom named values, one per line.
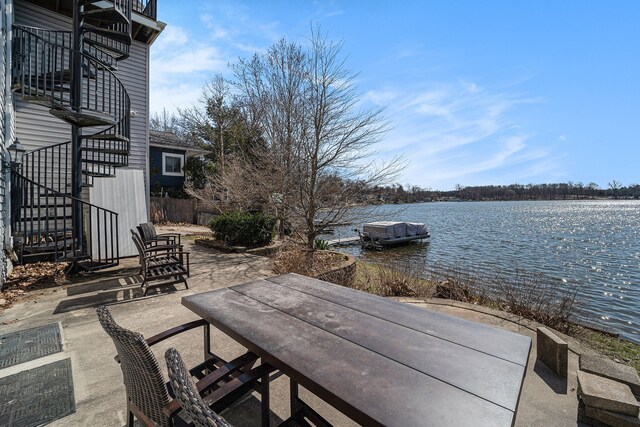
left=150, top=108, right=181, bottom=132
left=608, top=180, right=622, bottom=199
left=228, top=29, right=402, bottom=250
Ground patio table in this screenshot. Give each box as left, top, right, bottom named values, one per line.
left=182, top=273, right=531, bottom=427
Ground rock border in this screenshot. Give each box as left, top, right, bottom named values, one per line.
left=194, top=239, right=282, bottom=257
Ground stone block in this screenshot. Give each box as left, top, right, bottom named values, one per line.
left=585, top=406, right=640, bottom=427
left=537, top=327, right=568, bottom=377
left=578, top=371, right=639, bottom=416
left=581, top=355, right=640, bottom=397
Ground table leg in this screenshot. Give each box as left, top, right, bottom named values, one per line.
left=261, top=373, right=270, bottom=427
left=290, top=379, right=300, bottom=416
left=203, top=323, right=211, bottom=361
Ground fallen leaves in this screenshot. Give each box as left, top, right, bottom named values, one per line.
left=0, top=262, right=68, bottom=313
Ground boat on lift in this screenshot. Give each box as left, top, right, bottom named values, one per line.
left=356, top=221, right=430, bottom=249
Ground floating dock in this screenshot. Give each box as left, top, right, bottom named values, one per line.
left=325, top=236, right=361, bottom=247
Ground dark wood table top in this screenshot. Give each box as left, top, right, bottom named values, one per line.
left=182, top=273, right=531, bottom=427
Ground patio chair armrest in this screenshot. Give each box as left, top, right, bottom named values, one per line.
left=156, top=233, right=181, bottom=244
left=146, top=319, right=208, bottom=347
left=115, top=319, right=208, bottom=364
left=143, top=251, right=189, bottom=262
left=142, top=244, right=183, bottom=253
left=157, top=232, right=181, bottom=238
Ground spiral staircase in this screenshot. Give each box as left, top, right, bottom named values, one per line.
left=10, top=0, right=135, bottom=270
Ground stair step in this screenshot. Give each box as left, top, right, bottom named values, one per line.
left=21, top=241, right=75, bottom=254
left=16, top=214, right=73, bottom=221
left=82, top=133, right=130, bottom=142
left=58, top=252, right=92, bottom=262
left=19, top=94, right=56, bottom=106
left=29, top=68, right=96, bottom=84
left=24, top=203, right=74, bottom=209
left=82, top=170, right=115, bottom=178
left=49, top=106, right=116, bottom=127
left=15, top=227, right=73, bottom=237
left=81, top=7, right=129, bottom=25
left=82, top=158, right=127, bottom=166
left=81, top=146, right=129, bottom=155
left=83, top=48, right=118, bottom=71
left=82, top=24, right=132, bottom=45
left=38, top=193, right=72, bottom=198
left=83, top=37, right=128, bottom=61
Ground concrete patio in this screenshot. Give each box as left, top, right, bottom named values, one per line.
left=0, top=232, right=592, bottom=426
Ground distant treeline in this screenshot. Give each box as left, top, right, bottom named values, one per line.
left=364, top=182, right=640, bottom=203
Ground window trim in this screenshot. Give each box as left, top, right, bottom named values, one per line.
left=162, top=152, right=185, bottom=177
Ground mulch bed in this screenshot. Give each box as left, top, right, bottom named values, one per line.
left=1, top=262, right=68, bottom=314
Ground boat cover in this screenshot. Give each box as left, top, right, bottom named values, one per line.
left=406, top=222, right=429, bottom=236
left=363, top=221, right=407, bottom=239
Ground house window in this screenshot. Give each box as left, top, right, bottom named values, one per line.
left=162, top=153, right=184, bottom=176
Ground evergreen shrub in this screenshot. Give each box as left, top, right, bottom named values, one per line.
left=210, top=211, right=276, bottom=246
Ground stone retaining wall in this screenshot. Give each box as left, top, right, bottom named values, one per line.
left=315, top=251, right=356, bottom=287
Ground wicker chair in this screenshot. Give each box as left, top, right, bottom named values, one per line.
left=165, top=349, right=334, bottom=427
left=97, top=306, right=264, bottom=427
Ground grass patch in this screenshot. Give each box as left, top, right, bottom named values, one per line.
left=351, top=258, right=640, bottom=374
left=580, top=328, right=640, bottom=373
left=353, top=260, right=435, bottom=297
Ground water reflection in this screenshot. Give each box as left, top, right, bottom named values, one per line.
left=325, top=200, right=640, bottom=343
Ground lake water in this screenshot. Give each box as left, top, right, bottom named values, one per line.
left=326, top=200, right=640, bottom=343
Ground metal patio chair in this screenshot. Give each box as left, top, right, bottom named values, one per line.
left=97, top=306, right=264, bottom=427
left=130, top=229, right=189, bottom=295
left=138, top=222, right=181, bottom=247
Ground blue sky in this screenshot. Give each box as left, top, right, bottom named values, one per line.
left=149, top=1, right=639, bottom=191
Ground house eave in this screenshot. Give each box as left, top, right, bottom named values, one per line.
left=149, top=143, right=208, bottom=158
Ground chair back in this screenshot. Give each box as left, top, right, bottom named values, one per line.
left=140, top=222, right=157, bottom=240
left=165, top=348, right=231, bottom=427
left=97, top=306, right=172, bottom=427
left=130, top=229, right=148, bottom=270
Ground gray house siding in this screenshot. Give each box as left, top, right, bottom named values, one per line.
left=13, top=1, right=150, bottom=202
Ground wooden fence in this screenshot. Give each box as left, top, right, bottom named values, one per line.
left=150, top=197, right=219, bottom=225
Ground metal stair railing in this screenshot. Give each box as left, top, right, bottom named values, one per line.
left=10, top=19, right=131, bottom=269
left=12, top=25, right=131, bottom=141
left=11, top=170, right=119, bottom=267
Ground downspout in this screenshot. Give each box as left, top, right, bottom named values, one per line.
left=4, top=0, right=12, bottom=149
left=3, top=0, right=15, bottom=280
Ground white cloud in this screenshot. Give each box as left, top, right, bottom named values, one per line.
left=150, top=25, right=227, bottom=114
left=364, top=89, right=398, bottom=105
left=558, top=134, right=567, bottom=141
left=152, top=46, right=225, bottom=76
left=370, top=80, right=558, bottom=189
left=153, top=26, right=188, bottom=50
left=149, top=83, right=203, bottom=115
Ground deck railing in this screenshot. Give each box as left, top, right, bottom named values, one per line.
left=133, top=0, right=157, bottom=20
